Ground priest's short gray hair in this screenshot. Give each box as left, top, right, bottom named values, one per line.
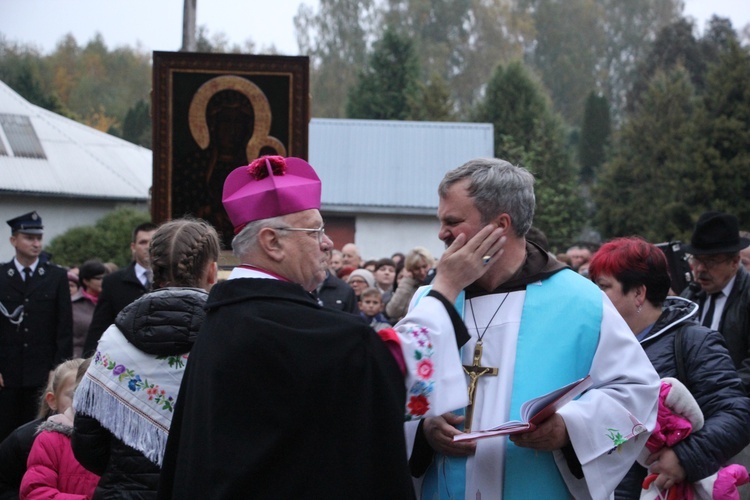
left=438, top=158, right=535, bottom=237
left=232, top=215, right=287, bottom=259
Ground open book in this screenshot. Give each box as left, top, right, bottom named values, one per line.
left=454, top=375, right=593, bottom=442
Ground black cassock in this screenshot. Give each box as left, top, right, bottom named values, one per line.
left=158, top=278, right=414, bottom=499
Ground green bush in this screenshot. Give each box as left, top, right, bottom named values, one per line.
left=47, top=207, right=151, bottom=268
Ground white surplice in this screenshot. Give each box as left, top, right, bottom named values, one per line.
left=403, top=286, right=660, bottom=500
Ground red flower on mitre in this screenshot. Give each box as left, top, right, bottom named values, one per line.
left=246, top=155, right=287, bottom=180
left=407, top=395, right=430, bottom=416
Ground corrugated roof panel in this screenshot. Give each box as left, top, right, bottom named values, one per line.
left=0, top=80, right=151, bottom=200
left=310, top=118, right=493, bottom=214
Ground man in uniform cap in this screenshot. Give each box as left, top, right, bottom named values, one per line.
left=158, top=156, right=504, bottom=499
left=0, top=211, right=72, bottom=441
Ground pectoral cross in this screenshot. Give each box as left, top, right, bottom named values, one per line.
left=462, top=341, right=498, bottom=433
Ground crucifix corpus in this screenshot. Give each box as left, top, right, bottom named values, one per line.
left=462, top=341, right=498, bottom=433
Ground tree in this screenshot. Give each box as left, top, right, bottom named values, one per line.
left=0, top=37, right=72, bottom=117
left=346, top=29, right=421, bottom=120
left=595, top=66, right=711, bottom=242
left=474, top=61, right=585, bottom=251
left=701, top=40, right=750, bottom=224
left=595, top=0, right=682, bottom=122
left=295, top=0, right=376, bottom=117
left=517, top=0, right=681, bottom=124
left=627, top=18, right=706, bottom=114
left=578, top=92, right=611, bottom=182
left=121, top=99, right=152, bottom=148
left=526, top=0, right=604, bottom=125
left=46, top=208, right=151, bottom=268
left=412, top=72, right=455, bottom=121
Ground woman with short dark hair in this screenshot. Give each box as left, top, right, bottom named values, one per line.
left=71, top=259, right=109, bottom=358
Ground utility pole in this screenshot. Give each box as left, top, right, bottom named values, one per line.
left=181, top=0, right=197, bottom=52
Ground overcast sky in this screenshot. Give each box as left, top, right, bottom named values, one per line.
left=0, top=0, right=748, bottom=56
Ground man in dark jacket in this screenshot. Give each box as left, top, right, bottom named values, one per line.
left=680, top=212, right=750, bottom=498
left=84, top=222, right=157, bottom=356
left=315, top=269, right=357, bottom=314
left=0, top=211, right=72, bottom=442
left=681, top=212, right=750, bottom=393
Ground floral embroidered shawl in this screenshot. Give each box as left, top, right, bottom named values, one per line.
left=73, top=324, right=188, bottom=466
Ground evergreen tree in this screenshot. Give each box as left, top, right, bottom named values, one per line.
left=474, top=61, right=585, bottom=251
left=346, top=29, right=421, bottom=120
left=121, top=99, right=152, bottom=148
left=411, top=72, right=455, bottom=121
left=701, top=40, right=750, bottom=224
left=578, top=92, right=611, bottom=182
left=595, top=66, right=710, bottom=242
left=627, top=18, right=706, bottom=113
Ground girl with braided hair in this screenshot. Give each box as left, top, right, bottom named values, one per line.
left=70, top=218, right=220, bottom=498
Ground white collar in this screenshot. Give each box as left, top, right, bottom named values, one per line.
left=134, top=262, right=149, bottom=277
left=720, top=274, right=736, bottom=297
left=228, top=266, right=279, bottom=281
left=14, top=258, right=39, bottom=275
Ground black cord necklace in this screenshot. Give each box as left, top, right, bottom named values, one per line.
left=468, top=292, right=510, bottom=344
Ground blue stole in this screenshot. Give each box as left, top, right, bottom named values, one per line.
left=420, top=269, right=602, bottom=499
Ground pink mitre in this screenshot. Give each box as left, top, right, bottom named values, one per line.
left=222, top=155, right=322, bottom=234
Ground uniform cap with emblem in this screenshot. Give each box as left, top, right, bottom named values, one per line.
left=7, top=211, right=44, bottom=235
left=222, top=155, right=322, bottom=234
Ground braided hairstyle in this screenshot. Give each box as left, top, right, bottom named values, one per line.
left=149, top=218, right=221, bottom=289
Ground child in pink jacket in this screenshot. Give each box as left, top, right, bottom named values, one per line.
left=640, top=378, right=749, bottom=500
left=20, top=359, right=99, bottom=499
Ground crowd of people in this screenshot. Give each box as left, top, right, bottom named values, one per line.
left=0, top=154, right=749, bottom=499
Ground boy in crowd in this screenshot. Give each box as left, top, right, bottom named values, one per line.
left=358, top=287, right=391, bottom=331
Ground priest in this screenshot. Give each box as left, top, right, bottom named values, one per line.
left=157, top=156, right=505, bottom=499
left=407, top=158, right=660, bottom=499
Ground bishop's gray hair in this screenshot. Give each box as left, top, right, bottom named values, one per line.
left=438, top=158, right=536, bottom=237
left=231, top=215, right=287, bottom=259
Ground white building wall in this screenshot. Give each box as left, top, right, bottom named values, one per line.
left=0, top=196, right=147, bottom=262
left=354, top=214, right=444, bottom=262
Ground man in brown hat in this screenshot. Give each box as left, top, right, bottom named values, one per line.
left=681, top=211, right=750, bottom=392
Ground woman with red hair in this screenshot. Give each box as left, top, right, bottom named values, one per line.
left=589, top=237, right=750, bottom=499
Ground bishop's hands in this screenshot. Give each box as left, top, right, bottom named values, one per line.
left=432, top=225, right=506, bottom=303
left=423, top=413, right=477, bottom=457
left=510, top=413, right=570, bottom=451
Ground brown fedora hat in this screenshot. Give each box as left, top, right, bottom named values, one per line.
left=683, top=211, right=750, bottom=255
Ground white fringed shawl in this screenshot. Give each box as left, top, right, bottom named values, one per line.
left=73, top=324, right=188, bottom=466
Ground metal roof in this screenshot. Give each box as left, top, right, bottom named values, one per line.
left=309, top=118, right=494, bottom=215
left=0, top=80, right=151, bottom=201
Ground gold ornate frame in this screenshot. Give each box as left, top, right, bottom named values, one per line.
left=151, top=51, right=309, bottom=246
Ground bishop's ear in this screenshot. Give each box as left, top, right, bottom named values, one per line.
left=258, top=227, right=285, bottom=262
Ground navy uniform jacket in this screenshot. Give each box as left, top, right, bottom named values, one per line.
left=0, top=260, right=72, bottom=387
left=84, top=262, right=147, bottom=355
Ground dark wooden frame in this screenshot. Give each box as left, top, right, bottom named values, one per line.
left=151, top=51, right=309, bottom=244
